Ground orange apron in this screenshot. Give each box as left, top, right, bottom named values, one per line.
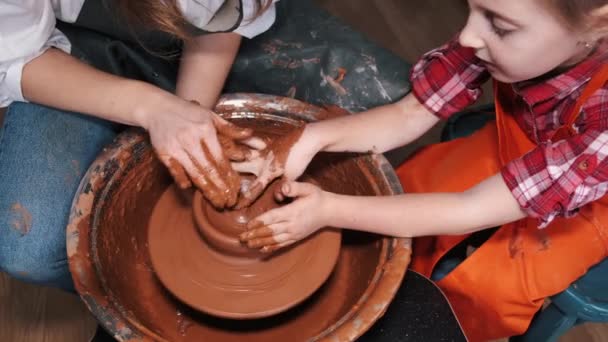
left=396, top=64, right=608, bottom=341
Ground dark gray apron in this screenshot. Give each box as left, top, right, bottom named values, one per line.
left=56, top=0, right=411, bottom=112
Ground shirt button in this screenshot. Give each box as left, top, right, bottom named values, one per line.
left=578, top=161, right=589, bottom=170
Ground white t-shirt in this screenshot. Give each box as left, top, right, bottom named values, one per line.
left=0, top=0, right=279, bottom=107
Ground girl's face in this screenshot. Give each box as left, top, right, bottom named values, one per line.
left=460, top=0, right=592, bottom=83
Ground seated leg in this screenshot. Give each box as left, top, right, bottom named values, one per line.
left=0, top=102, right=117, bottom=291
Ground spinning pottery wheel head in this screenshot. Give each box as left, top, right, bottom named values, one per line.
left=147, top=178, right=341, bottom=319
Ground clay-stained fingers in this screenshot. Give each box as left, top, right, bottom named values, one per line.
left=220, top=135, right=265, bottom=162
left=187, top=141, right=228, bottom=193
left=200, top=135, right=242, bottom=207
left=246, top=232, right=291, bottom=249
left=173, top=150, right=226, bottom=208
left=245, top=207, right=288, bottom=231
left=158, top=154, right=192, bottom=189
left=219, top=134, right=248, bottom=161
left=195, top=123, right=224, bottom=162
left=213, top=114, right=253, bottom=140
left=235, top=164, right=283, bottom=209
left=221, top=160, right=241, bottom=208
left=260, top=240, right=296, bottom=253
left=191, top=138, right=241, bottom=207
left=239, top=220, right=286, bottom=241
left=235, top=180, right=266, bottom=210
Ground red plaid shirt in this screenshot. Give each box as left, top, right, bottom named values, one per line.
left=410, top=38, right=608, bottom=226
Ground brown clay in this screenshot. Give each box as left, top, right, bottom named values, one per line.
left=236, top=126, right=305, bottom=208
left=166, top=100, right=247, bottom=209
left=148, top=183, right=341, bottom=319
left=193, top=177, right=280, bottom=257
left=148, top=121, right=342, bottom=319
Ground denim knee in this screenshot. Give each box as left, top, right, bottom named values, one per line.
left=0, top=238, right=74, bottom=291
left=0, top=102, right=118, bottom=291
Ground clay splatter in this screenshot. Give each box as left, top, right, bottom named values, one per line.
left=320, top=69, right=348, bottom=96
left=285, top=85, right=297, bottom=98
left=262, top=39, right=319, bottom=70
left=261, top=39, right=303, bottom=54
left=509, top=223, right=524, bottom=258
left=272, top=57, right=320, bottom=69
left=65, top=159, right=81, bottom=185
left=11, top=203, right=33, bottom=236
left=535, top=229, right=551, bottom=252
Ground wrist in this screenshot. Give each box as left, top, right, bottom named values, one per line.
left=319, top=191, right=341, bottom=228
left=131, top=82, right=178, bottom=129
left=303, top=122, right=331, bottom=154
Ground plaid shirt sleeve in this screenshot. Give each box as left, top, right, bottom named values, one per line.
left=501, top=86, right=608, bottom=227
left=409, top=37, right=491, bottom=119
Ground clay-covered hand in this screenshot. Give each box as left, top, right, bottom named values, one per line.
left=239, top=181, right=330, bottom=253
left=232, top=126, right=318, bottom=209
left=144, top=99, right=266, bottom=208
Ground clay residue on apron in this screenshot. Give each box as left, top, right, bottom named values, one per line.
left=10, top=203, right=33, bottom=236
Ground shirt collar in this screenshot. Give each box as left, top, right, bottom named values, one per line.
left=513, top=43, right=608, bottom=107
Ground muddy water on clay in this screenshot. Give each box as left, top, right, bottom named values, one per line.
left=93, top=118, right=385, bottom=341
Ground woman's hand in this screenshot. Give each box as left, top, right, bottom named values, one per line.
left=140, top=97, right=265, bottom=208
left=239, top=181, right=332, bottom=253
left=232, top=125, right=322, bottom=209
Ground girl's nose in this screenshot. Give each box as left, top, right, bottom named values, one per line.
left=459, top=15, right=485, bottom=50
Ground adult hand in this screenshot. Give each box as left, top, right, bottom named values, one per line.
left=142, top=98, right=265, bottom=208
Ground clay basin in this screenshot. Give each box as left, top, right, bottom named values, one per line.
left=67, top=94, right=412, bottom=341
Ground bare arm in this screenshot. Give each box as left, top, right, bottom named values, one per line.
left=21, top=48, right=167, bottom=126
left=233, top=92, right=441, bottom=207
left=239, top=173, right=527, bottom=252
left=21, top=47, right=246, bottom=208
left=176, top=33, right=241, bottom=108
left=326, top=174, right=526, bottom=237
left=308, top=93, right=440, bottom=154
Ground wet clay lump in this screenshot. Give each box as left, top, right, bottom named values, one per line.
left=147, top=185, right=341, bottom=319
left=147, top=123, right=341, bottom=319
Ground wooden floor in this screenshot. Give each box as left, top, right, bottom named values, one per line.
left=1, top=0, right=607, bottom=341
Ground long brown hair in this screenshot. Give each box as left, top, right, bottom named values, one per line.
left=543, top=0, right=608, bottom=32
left=114, top=0, right=271, bottom=40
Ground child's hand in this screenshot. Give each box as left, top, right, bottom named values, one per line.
left=232, top=126, right=320, bottom=209
left=239, top=181, right=331, bottom=253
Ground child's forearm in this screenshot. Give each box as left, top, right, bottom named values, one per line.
left=21, top=48, right=170, bottom=127
left=308, top=93, right=439, bottom=154
left=176, top=33, right=241, bottom=108
left=324, top=174, right=527, bottom=237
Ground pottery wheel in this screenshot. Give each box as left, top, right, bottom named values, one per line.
left=148, top=179, right=341, bottom=319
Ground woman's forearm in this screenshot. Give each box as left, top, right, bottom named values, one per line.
left=324, top=174, right=527, bottom=237
left=176, top=33, right=241, bottom=108
left=21, top=48, right=170, bottom=127
left=308, top=93, right=440, bottom=154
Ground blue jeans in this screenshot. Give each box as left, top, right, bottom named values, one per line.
left=0, top=102, right=117, bottom=291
